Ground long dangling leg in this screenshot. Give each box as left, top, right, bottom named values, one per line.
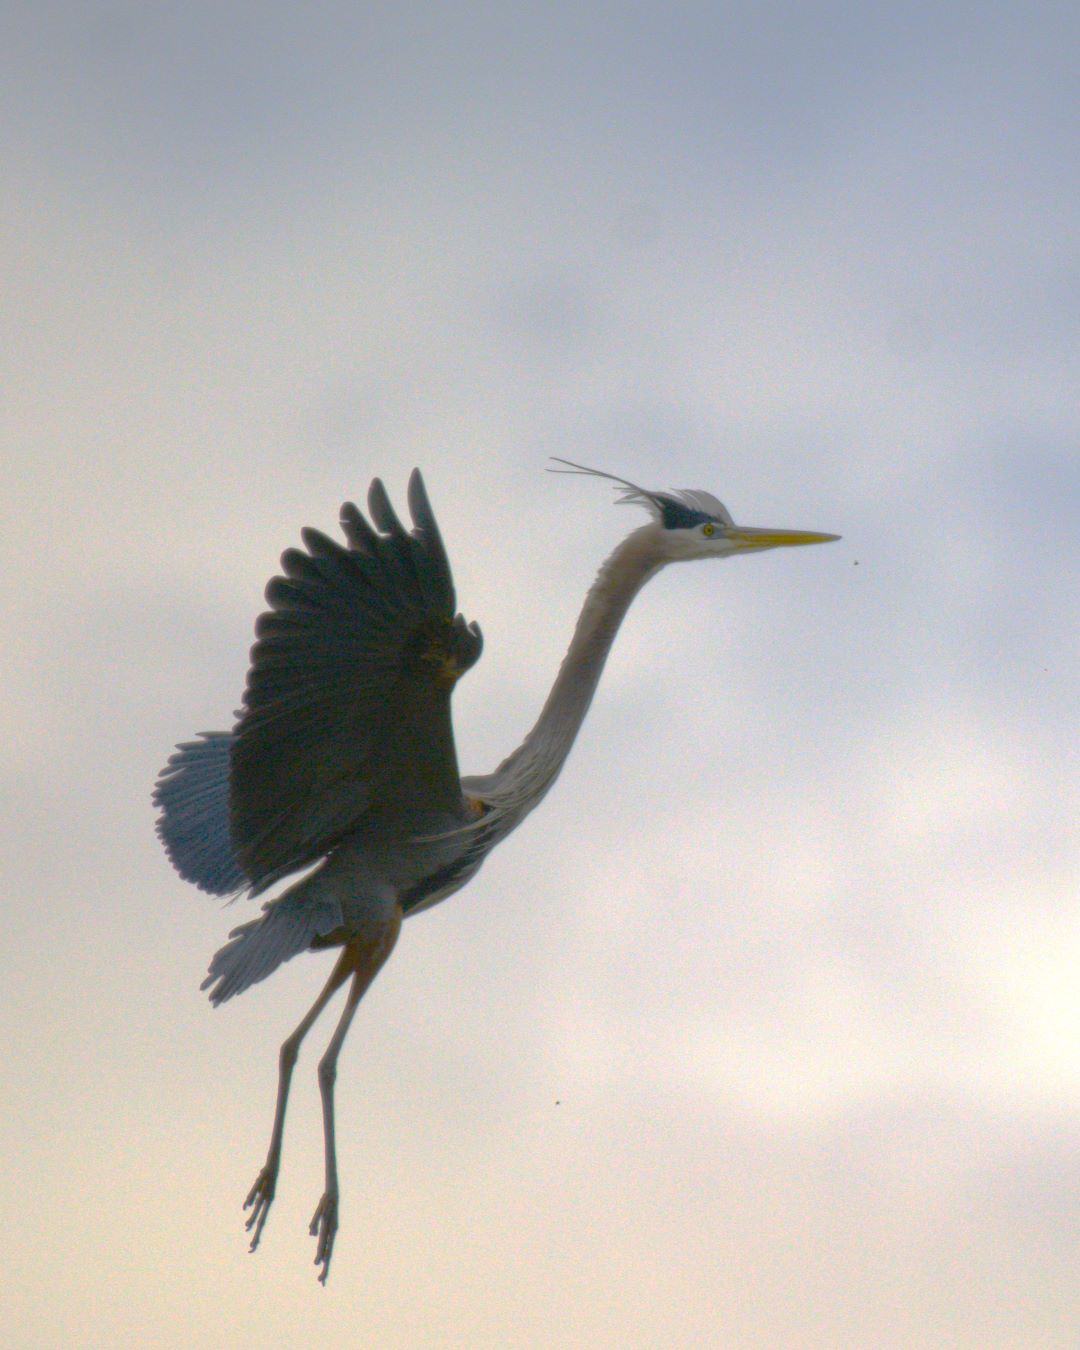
left=310, top=904, right=402, bottom=1284
left=244, top=947, right=356, bottom=1251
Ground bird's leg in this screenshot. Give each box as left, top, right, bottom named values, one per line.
left=310, top=904, right=402, bottom=1285
left=244, top=947, right=356, bottom=1252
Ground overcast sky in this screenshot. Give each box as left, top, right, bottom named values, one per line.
left=3, top=4, right=1079, bottom=1347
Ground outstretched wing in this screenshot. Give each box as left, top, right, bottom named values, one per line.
left=154, top=731, right=248, bottom=895
left=230, top=469, right=483, bottom=893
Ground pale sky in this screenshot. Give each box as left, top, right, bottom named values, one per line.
left=3, top=4, right=1079, bottom=1348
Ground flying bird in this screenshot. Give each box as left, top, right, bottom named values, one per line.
left=154, top=459, right=838, bottom=1282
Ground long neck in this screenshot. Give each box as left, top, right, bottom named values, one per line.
left=486, top=525, right=665, bottom=810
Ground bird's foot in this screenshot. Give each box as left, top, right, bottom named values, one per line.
left=243, top=1163, right=279, bottom=1252
left=309, top=1190, right=339, bottom=1285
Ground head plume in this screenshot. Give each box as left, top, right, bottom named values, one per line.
left=548, top=458, right=733, bottom=530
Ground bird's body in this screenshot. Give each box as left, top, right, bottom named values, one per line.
left=154, top=460, right=837, bottom=1281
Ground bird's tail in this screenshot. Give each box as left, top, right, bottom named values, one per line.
left=153, top=732, right=248, bottom=896
left=201, top=874, right=344, bottom=1004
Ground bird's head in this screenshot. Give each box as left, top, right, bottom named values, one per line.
left=550, top=458, right=839, bottom=562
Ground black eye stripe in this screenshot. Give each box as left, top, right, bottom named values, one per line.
left=658, top=499, right=714, bottom=530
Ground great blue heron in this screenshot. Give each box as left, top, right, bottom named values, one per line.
left=154, top=459, right=838, bottom=1282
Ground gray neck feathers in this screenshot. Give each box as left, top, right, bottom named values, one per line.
left=480, top=525, right=664, bottom=817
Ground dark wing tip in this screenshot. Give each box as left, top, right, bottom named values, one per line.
left=407, top=468, right=435, bottom=533
left=367, top=477, right=407, bottom=537
left=339, top=501, right=379, bottom=555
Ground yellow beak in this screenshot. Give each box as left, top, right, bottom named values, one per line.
left=727, top=526, right=841, bottom=552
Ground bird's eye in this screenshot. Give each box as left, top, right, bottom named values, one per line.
left=702, top=522, right=716, bottom=537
